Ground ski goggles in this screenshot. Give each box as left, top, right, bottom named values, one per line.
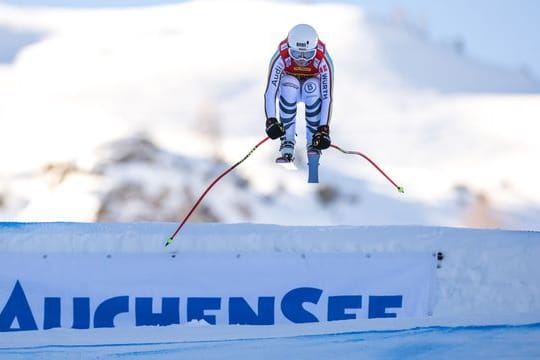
left=289, top=48, right=316, bottom=61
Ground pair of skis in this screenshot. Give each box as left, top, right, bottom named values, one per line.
left=165, top=136, right=404, bottom=246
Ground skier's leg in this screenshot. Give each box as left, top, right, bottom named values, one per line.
left=302, top=77, right=322, bottom=154
left=278, top=75, right=300, bottom=159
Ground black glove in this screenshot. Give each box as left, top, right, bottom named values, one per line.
left=312, top=125, right=331, bottom=150
left=265, top=117, right=285, bottom=139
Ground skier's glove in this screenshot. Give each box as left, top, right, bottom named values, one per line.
left=312, top=125, right=331, bottom=150
left=265, top=117, right=285, bottom=140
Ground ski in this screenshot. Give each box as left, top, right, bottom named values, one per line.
left=307, top=152, right=320, bottom=183
left=275, top=157, right=297, bottom=170
left=275, top=153, right=297, bottom=170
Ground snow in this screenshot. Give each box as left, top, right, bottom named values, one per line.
left=0, top=1, right=539, bottom=230
left=2, top=322, right=539, bottom=359
left=1, top=222, right=540, bottom=358
left=1, top=1, right=539, bottom=357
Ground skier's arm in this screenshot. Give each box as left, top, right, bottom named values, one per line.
left=318, top=52, right=334, bottom=127
left=264, top=51, right=284, bottom=120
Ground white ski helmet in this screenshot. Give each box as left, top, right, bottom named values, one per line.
left=287, top=24, right=318, bottom=63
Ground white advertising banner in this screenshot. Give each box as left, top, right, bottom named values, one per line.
left=0, top=252, right=437, bottom=331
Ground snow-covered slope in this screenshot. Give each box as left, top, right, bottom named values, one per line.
left=0, top=1, right=539, bottom=230
left=366, top=17, right=540, bottom=93
left=2, top=222, right=540, bottom=321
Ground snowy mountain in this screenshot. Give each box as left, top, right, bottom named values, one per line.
left=0, top=1, right=539, bottom=230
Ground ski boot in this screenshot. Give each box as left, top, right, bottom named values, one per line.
left=276, top=140, right=296, bottom=169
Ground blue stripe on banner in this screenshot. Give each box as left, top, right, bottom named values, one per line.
left=2, top=323, right=540, bottom=357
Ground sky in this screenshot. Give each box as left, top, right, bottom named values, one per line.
left=0, top=0, right=538, bottom=77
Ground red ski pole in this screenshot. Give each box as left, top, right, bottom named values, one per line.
left=330, top=144, right=404, bottom=193
left=165, top=136, right=270, bottom=246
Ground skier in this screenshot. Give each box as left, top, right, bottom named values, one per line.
left=264, top=23, right=334, bottom=164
